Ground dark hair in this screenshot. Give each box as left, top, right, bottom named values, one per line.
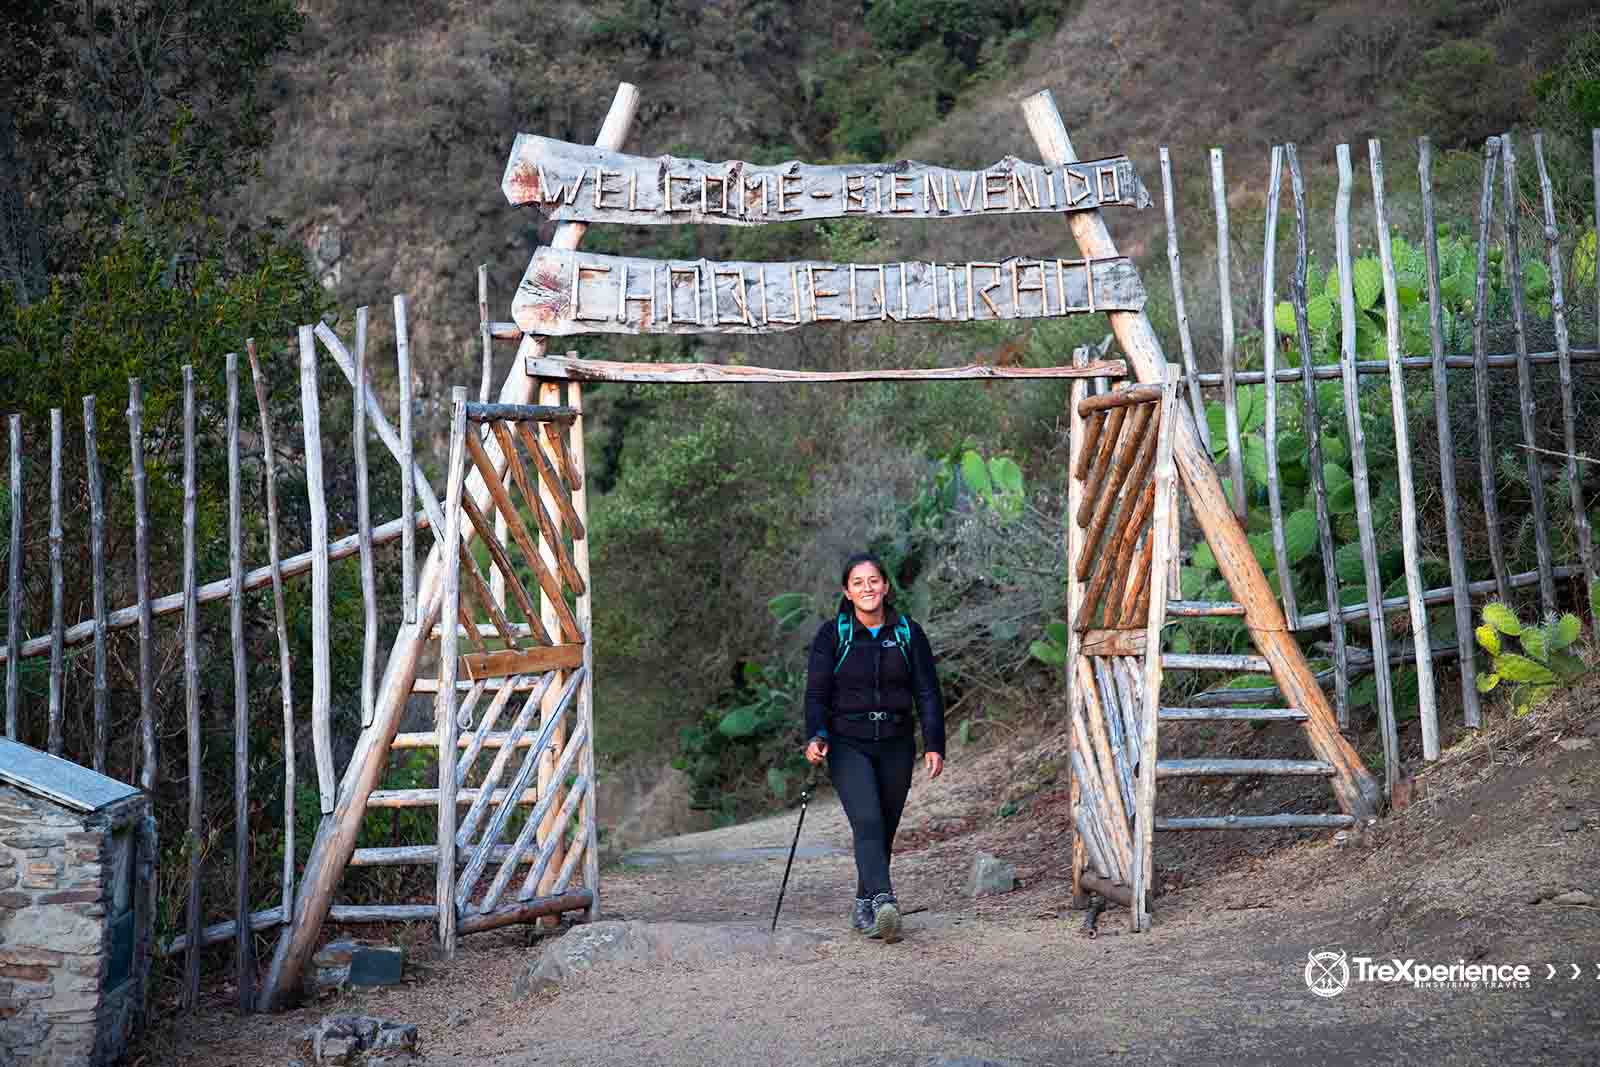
left=837, top=551, right=894, bottom=617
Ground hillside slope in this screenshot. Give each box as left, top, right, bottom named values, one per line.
left=245, top=0, right=1599, bottom=801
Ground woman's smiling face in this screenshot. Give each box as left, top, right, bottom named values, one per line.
left=843, top=561, right=888, bottom=616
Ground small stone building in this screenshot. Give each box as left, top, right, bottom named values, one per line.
left=0, top=739, right=154, bottom=1067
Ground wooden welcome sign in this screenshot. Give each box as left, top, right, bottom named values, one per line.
left=501, top=136, right=1150, bottom=225
left=513, top=250, right=1146, bottom=336
left=505, top=137, right=1151, bottom=337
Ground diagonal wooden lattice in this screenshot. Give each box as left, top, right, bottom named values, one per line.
left=433, top=396, right=596, bottom=947
left=1064, top=366, right=1180, bottom=935
left=1071, top=382, right=1168, bottom=635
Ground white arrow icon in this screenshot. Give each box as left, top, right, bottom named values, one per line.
left=1571, top=964, right=1583, bottom=980
left=1547, top=964, right=1557, bottom=980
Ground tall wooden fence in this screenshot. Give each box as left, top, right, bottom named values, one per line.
left=1157, top=130, right=1599, bottom=794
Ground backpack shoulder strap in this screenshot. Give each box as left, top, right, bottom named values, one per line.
left=833, top=613, right=854, bottom=672
left=893, top=615, right=913, bottom=667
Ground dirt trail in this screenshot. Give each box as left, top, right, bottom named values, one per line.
left=160, top=727, right=1600, bottom=1066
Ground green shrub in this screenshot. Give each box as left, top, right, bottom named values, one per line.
left=1473, top=587, right=1598, bottom=713
left=1407, top=40, right=1524, bottom=149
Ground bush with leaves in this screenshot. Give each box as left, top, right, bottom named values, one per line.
left=1474, top=586, right=1599, bottom=713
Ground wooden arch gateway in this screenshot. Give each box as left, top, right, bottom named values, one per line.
left=259, top=83, right=1380, bottom=1008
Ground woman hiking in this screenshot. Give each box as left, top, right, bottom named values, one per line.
left=803, top=552, right=945, bottom=944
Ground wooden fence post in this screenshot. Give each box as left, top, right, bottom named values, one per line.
left=5, top=414, right=19, bottom=741
left=1418, top=138, right=1482, bottom=728
left=83, top=396, right=107, bottom=774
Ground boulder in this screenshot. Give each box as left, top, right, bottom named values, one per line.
left=970, top=853, right=1017, bottom=897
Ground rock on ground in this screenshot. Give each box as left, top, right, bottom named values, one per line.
left=515, top=920, right=828, bottom=995
left=970, top=853, right=1017, bottom=897
left=299, top=1015, right=418, bottom=1065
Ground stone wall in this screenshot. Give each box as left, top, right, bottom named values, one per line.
left=0, top=788, right=151, bottom=1067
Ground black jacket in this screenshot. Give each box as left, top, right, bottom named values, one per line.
left=804, top=608, right=946, bottom=756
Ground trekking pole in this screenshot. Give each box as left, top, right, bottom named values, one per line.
left=770, top=767, right=820, bottom=933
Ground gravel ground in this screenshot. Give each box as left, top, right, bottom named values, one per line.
left=150, top=712, right=1600, bottom=1066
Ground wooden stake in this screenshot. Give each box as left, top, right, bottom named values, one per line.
left=1022, top=91, right=1380, bottom=821
left=1335, top=145, right=1398, bottom=796
left=1072, top=665, right=1133, bottom=880
left=1286, top=145, right=1350, bottom=728
left=1211, top=149, right=1246, bottom=520
left=127, top=385, right=156, bottom=788
left=471, top=682, right=587, bottom=911
left=300, top=326, right=336, bottom=814
left=181, top=368, right=201, bottom=1011
left=355, top=309, right=377, bottom=726
left=535, top=381, right=567, bottom=919
left=1080, top=402, right=1157, bottom=581
left=1124, top=527, right=1158, bottom=625
left=1076, top=406, right=1127, bottom=530
left=478, top=265, right=494, bottom=404
left=459, top=494, right=549, bottom=644
left=1261, top=146, right=1296, bottom=627
left=1501, top=133, right=1557, bottom=614
left=223, top=354, right=253, bottom=1008
left=1418, top=139, right=1481, bottom=727
left=247, top=341, right=296, bottom=920
left=259, top=83, right=640, bottom=1011
left=1370, top=140, right=1438, bottom=760
left=568, top=382, right=600, bottom=918
left=461, top=431, right=581, bottom=642
left=453, top=673, right=557, bottom=848
left=83, top=397, right=107, bottom=773
left=1091, top=657, right=1135, bottom=818
left=1471, top=138, right=1511, bottom=602
left=1534, top=134, right=1597, bottom=595
left=397, top=295, right=416, bottom=624
left=47, top=408, right=61, bottom=756
left=1090, top=479, right=1157, bottom=631
left=436, top=389, right=468, bottom=958
left=1064, top=356, right=1089, bottom=906
left=1160, top=147, right=1209, bottom=447
left=5, top=414, right=18, bottom=740
left=1133, top=365, right=1179, bottom=931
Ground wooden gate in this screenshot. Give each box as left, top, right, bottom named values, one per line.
left=430, top=387, right=598, bottom=955
left=1064, top=362, right=1181, bottom=932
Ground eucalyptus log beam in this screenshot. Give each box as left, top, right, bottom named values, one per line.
left=1079, top=871, right=1134, bottom=909
left=503, top=136, right=1149, bottom=223
left=1022, top=89, right=1380, bottom=821
left=1190, top=346, right=1600, bottom=384
left=1155, top=814, right=1355, bottom=831
left=465, top=403, right=578, bottom=424
left=513, top=249, right=1146, bottom=335
left=523, top=355, right=1127, bottom=385
left=455, top=890, right=594, bottom=935
left=258, top=82, right=641, bottom=1013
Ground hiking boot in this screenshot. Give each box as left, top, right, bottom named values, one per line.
left=851, top=897, right=873, bottom=935
left=867, top=891, right=901, bottom=944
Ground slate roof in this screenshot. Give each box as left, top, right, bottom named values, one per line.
left=0, top=738, right=141, bottom=813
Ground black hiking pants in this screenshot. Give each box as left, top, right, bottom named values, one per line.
left=827, top=734, right=916, bottom=899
